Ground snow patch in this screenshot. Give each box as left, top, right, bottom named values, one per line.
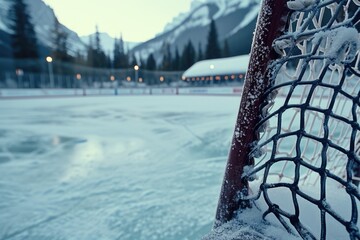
left=204, top=208, right=300, bottom=240
left=287, top=0, right=316, bottom=11
left=227, top=4, right=260, bottom=37
left=183, top=55, right=250, bottom=78
left=312, top=26, right=360, bottom=64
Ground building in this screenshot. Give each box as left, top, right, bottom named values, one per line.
left=182, top=55, right=249, bottom=85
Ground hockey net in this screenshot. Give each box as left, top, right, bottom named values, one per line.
left=214, top=0, right=360, bottom=239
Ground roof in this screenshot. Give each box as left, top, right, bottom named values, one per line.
left=182, top=55, right=250, bottom=78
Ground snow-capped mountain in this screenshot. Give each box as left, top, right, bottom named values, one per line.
left=0, top=0, right=86, bottom=58
left=80, top=32, right=140, bottom=57
left=131, top=0, right=261, bottom=63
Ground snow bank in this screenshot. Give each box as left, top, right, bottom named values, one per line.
left=182, top=55, right=250, bottom=78
left=204, top=208, right=300, bottom=240
left=312, top=26, right=360, bottom=64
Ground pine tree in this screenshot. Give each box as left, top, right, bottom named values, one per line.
left=140, top=58, right=146, bottom=69
left=118, top=36, right=128, bottom=68
left=205, top=19, right=221, bottom=60
left=160, top=42, right=172, bottom=71
left=113, top=35, right=128, bottom=69
left=222, top=39, right=230, bottom=58
left=146, top=53, right=156, bottom=70
left=180, top=40, right=196, bottom=70
left=75, top=51, right=86, bottom=66
left=130, top=54, right=138, bottom=67
left=8, top=0, right=38, bottom=59
left=92, top=26, right=108, bottom=68
left=86, top=36, right=95, bottom=67
left=197, top=42, right=204, bottom=61
left=94, top=26, right=103, bottom=57
left=172, top=48, right=180, bottom=71
left=113, top=37, right=121, bottom=68
left=52, top=16, right=71, bottom=63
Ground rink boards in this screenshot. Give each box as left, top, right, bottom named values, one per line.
left=0, top=87, right=244, bottom=98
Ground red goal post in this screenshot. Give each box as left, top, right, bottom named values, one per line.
left=214, top=0, right=360, bottom=239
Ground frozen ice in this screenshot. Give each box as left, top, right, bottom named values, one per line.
left=0, top=96, right=239, bottom=240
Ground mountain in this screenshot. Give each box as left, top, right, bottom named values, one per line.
left=0, top=0, right=86, bottom=58
left=131, top=0, right=261, bottom=63
left=80, top=32, right=140, bottom=57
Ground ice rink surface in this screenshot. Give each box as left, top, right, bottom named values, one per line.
left=0, top=96, right=241, bottom=240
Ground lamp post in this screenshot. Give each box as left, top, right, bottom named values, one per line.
left=15, top=68, right=24, bottom=88
left=76, top=73, right=81, bottom=89
left=159, top=76, right=165, bottom=87
left=134, top=65, right=139, bottom=83
left=210, top=64, right=215, bottom=87
left=46, top=56, right=54, bottom=88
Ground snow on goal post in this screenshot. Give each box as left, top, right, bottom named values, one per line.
left=213, top=0, right=360, bottom=239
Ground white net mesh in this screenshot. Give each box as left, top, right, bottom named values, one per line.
left=241, top=0, right=360, bottom=239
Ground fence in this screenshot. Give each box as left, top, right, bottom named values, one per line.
left=0, top=58, right=244, bottom=89
left=0, top=86, right=244, bottom=99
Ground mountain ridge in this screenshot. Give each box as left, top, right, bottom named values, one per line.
left=130, top=0, right=261, bottom=64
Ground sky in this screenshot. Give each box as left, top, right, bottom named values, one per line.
left=42, top=0, right=193, bottom=43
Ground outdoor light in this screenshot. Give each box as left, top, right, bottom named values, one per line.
left=134, top=65, right=139, bottom=82
left=76, top=73, right=81, bottom=80
left=127, top=76, right=131, bottom=81
left=46, top=56, right=53, bottom=63
left=210, top=64, right=215, bottom=69
left=110, top=75, right=115, bottom=81
left=160, top=76, right=164, bottom=82
left=46, top=56, right=54, bottom=88
left=15, top=68, right=24, bottom=76
left=139, top=78, right=143, bottom=83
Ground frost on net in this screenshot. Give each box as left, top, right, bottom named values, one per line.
left=215, top=0, right=360, bottom=240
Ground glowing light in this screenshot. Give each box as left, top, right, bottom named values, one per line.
left=231, top=75, right=236, bottom=80
left=134, top=65, right=139, bottom=71
left=15, top=69, right=24, bottom=76
left=127, top=76, right=131, bottom=81
left=160, top=76, right=164, bottom=82
left=139, top=78, right=143, bottom=83
left=46, top=56, right=53, bottom=63
left=76, top=73, right=81, bottom=80
left=110, top=75, right=115, bottom=81
left=182, top=76, right=186, bottom=81
left=210, top=64, right=215, bottom=69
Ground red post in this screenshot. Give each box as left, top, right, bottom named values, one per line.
left=215, top=0, right=290, bottom=225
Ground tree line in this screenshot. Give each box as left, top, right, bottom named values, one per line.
left=8, top=0, right=230, bottom=72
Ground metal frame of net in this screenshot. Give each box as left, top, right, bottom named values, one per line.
left=215, top=0, right=360, bottom=239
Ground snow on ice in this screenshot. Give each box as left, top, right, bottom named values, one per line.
left=0, top=96, right=239, bottom=240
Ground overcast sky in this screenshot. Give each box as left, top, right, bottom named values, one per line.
left=42, top=0, right=193, bottom=43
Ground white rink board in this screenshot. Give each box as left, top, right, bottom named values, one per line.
left=0, top=87, right=244, bottom=98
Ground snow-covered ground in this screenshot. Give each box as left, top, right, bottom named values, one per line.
left=0, top=96, right=240, bottom=240
left=1, top=95, right=357, bottom=240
